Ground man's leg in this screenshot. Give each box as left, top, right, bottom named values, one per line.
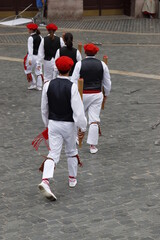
left=39, top=121, right=63, bottom=200
left=33, top=8, right=42, bottom=23
left=64, top=123, right=79, bottom=187
left=35, top=62, right=43, bottom=90
left=86, top=93, right=103, bottom=153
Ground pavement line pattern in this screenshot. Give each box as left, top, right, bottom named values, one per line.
left=0, top=55, right=160, bottom=80
left=1, top=43, right=160, bottom=47
left=1, top=28, right=160, bottom=36
left=0, top=56, right=23, bottom=62
left=110, top=70, right=160, bottom=80
left=58, top=28, right=160, bottom=36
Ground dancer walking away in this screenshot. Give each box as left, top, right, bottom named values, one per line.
left=54, top=32, right=82, bottom=78
left=39, top=56, right=87, bottom=201
left=24, top=23, right=43, bottom=90
left=37, top=23, right=65, bottom=82
left=71, top=43, right=111, bottom=154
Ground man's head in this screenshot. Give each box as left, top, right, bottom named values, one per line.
left=26, top=23, right=38, bottom=33
left=46, top=23, right=58, bottom=33
left=55, top=56, right=74, bottom=75
left=84, top=43, right=99, bottom=56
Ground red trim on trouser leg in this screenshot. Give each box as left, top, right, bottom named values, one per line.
left=99, top=125, right=102, bottom=136
left=39, top=157, right=54, bottom=172
left=39, top=159, right=46, bottom=172
left=72, top=154, right=83, bottom=167
left=69, top=176, right=76, bottom=179
left=27, top=73, right=32, bottom=82
left=42, top=178, right=49, bottom=184
left=90, top=122, right=102, bottom=136
left=23, top=54, right=28, bottom=70
left=37, top=74, right=44, bottom=83
left=41, top=74, right=44, bottom=82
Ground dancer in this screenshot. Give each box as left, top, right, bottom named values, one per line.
left=24, top=23, right=43, bottom=90
left=71, top=43, right=111, bottom=154
left=54, top=32, right=82, bottom=78
left=39, top=56, right=87, bottom=200
left=37, top=23, right=65, bottom=82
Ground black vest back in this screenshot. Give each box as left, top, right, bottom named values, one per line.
left=80, top=58, right=103, bottom=91
left=44, top=36, right=61, bottom=60
left=60, top=47, right=77, bottom=76
left=47, top=78, right=74, bottom=122
left=31, top=34, right=41, bottom=55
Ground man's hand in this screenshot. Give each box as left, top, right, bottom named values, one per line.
left=78, top=129, right=85, bottom=140
left=103, top=95, right=107, bottom=104
left=62, top=32, right=66, bottom=41
left=27, top=73, right=32, bottom=82
left=37, top=65, right=41, bottom=71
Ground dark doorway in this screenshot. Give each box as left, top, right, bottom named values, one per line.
left=83, top=0, right=131, bottom=16
left=123, top=0, right=131, bottom=16
left=0, top=0, right=36, bottom=13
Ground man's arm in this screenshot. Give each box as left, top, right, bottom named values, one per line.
left=53, top=49, right=60, bottom=79
left=71, top=61, right=81, bottom=83
left=101, top=61, right=111, bottom=97
left=41, top=82, right=49, bottom=127
left=76, top=49, right=82, bottom=62
left=60, top=37, right=65, bottom=47
left=28, top=36, right=33, bottom=64
left=71, top=83, right=87, bottom=131
left=37, top=38, right=45, bottom=66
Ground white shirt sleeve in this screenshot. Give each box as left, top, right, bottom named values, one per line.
left=28, top=36, right=33, bottom=62
left=71, top=61, right=82, bottom=84
left=53, top=49, right=60, bottom=79
left=37, top=38, right=45, bottom=66
left=101, top=61, right=111, bottom=96
left=71, top=83, right=87, bottom=131
left=41, top=82, right=49, bottom=127
left=76, top=49, right=82, bottom=62
left=60, top=37, right=65, bottom=47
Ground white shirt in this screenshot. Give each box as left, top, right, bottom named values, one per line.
left=27, top=33, right=42, bottom=62
left=37, top=35, right=65, bottom=66
left=41, top=76, right=87, bottom=131
left=71, top=56, right=111, bottom=97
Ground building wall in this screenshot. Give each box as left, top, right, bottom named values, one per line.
left=47, top=0, right=83, bottom=20
left=0, top=0, right=159, bottom=19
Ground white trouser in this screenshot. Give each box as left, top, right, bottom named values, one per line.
left=83, top=92, right=103, bottom=145
left=24, top=55, right=43, bottom=87
left=44, top=58, right=55, bottom=82
left=42, top=120, right=78, bottom=179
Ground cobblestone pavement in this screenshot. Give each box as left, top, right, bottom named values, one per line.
left=1, top=16, right=160, bottom=240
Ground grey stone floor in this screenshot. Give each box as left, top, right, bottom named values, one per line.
left=0, top=16, right=160, bottom=240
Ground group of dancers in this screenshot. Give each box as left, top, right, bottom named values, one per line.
left=24, top=22, right=111, bottom=201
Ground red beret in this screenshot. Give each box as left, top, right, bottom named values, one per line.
left=46, top=23, right=58, bottom=31
left=84, top=43, right=99, bottom=55
left=55, top=56, right=74, bottom=72
left=26, top=23, right=38, bottom=30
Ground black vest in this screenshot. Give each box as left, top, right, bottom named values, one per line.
left=47, top=78, right=74, bottom=122
left=44, top=36, right=61, bottom=60
left=60, top=47, right=77, bottom=76
left=80, top=58, right=103, bottom=91
left=31, top=34, right=41, bottom=55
